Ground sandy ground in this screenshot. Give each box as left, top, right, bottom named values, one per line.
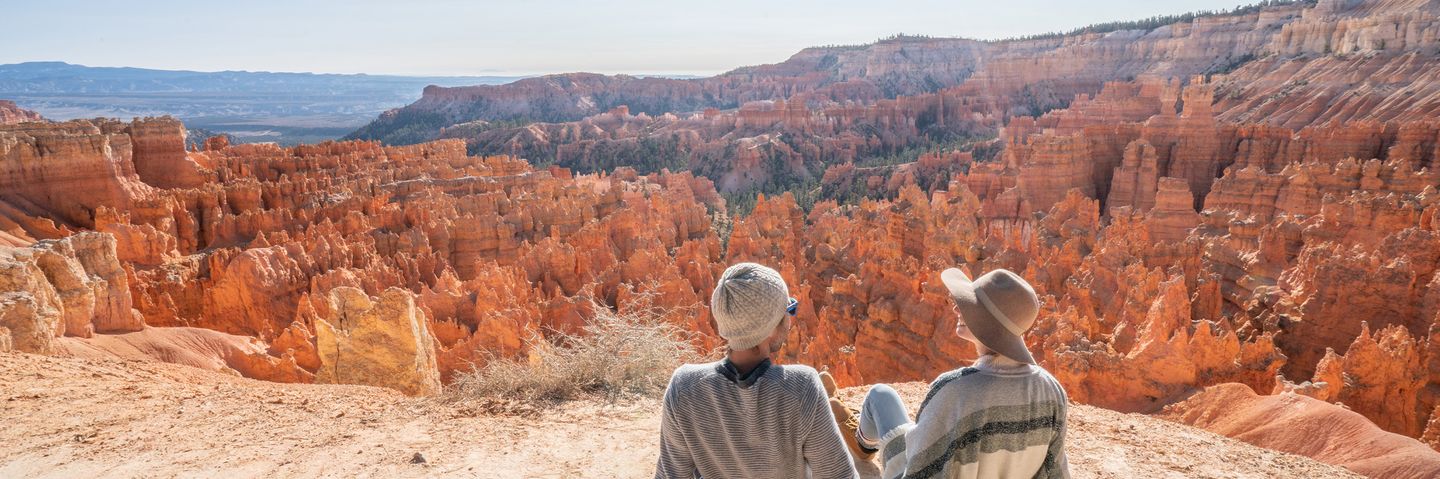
left=0, top=352, right=1356, bottom=478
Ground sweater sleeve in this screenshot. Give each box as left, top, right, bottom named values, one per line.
left=654, top=375, right=696, bottom=479
left=802, top=374, right=859, bottom=479
left=903, top=378, right=955, bottom=479
left=905, top=370, right=981, bottom=479
left=1037, top=392, right=1072, bottom=479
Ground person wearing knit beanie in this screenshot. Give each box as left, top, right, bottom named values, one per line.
left=654, top=262, right=858, bottom=478
left=711, top=262, right=791, bottom=351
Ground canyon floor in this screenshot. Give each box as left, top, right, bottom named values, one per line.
left=0, top=352, right=1354, bottom=479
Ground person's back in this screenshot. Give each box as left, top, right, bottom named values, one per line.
left=657, top=360, right=856, bottom=478
left=850, top=268, right=1070, bottom=479
left=901, top=355, right=1068, bottom=478
left=654, top=262, right=857, bottom=479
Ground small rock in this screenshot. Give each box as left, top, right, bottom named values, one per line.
left=410, top=452, right=427, bottom=464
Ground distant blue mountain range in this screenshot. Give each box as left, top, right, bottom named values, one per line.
left=0, top=61, right=525, bottom=144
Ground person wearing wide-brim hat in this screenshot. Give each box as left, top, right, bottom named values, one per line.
left=848, top=267, right=1071, bottom=479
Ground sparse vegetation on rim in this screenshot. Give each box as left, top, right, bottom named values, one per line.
left=445, top=305, right=707, bottom=403
left=1000, top=0, right=1319, bottom=42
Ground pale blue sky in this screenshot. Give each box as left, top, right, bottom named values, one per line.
left=4, top=0, right=1260, bottom=76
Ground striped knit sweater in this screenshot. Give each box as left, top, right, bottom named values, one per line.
left=878, top=356, right=1070, bottom=479
left=654, top=359, right=858, bottom=479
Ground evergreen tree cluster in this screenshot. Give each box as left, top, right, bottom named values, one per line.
left=1001, top=0, right=1318, bottom=42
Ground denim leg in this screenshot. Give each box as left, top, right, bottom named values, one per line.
left=859, top=384, right=911, bottom=444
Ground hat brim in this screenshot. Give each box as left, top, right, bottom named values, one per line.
left=940, top=268, right=1036, bottom=364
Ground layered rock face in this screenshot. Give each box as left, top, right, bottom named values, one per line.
left=127, top=117, right=208, bottom=189
left=362, top=0, right=1440, bottom=210
left=453, top=94, right=988, bottom=194
left=1216, top=0, right=1440, bottom=128
left=0, top=119, right=153, bottom=232
left=0, top=100, right=44, bottom=125
left=354, top=0, right=1314, bottom=148
left=0, top=232, right=141, bottom=353
left=314, top=287, right=441, bottom=396
left=349, top=36, right=994, bottom=144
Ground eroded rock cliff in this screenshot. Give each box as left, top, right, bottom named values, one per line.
left=0, top=100, right=44, bottom=125
left=314, top=287, right=441, bottom=396
left=0, top=232, right=140, bottom=353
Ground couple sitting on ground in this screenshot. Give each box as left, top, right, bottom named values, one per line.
left=655, top=263, right=1071, bottom=479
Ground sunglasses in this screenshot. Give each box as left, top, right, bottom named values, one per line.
left=787, top=297, right=799, bottom=316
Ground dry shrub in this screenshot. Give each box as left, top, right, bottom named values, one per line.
left=447, top=306, right=703, bottom=403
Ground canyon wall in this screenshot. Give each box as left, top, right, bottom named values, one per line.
left=358, top=0, right=1440, bottom=211
left=0, top=100, right=44, bottom=125
left=351, top=0, right=1310, bottom=147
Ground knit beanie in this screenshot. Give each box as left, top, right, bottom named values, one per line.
left=711, top=263, right=789, bottom=350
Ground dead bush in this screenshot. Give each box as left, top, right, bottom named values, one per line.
left=446, top=306, right=704, bottom=403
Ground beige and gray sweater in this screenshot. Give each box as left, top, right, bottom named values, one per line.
left=880, top=356, right=1070, bottom=479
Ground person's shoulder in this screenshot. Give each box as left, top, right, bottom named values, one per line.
left=671, top=361, right=721, bottom=381
left=769, top=364, right=827, bottom=395
left=772, top=363, right=820, bottom=383
left=664, top=362, right=722, bottom=396
left=931, top=365, right=984, bottom=390
left=674, top=361, right=717, bottom=375
left=775, top=362, right=820, bottom=377
left=1031, top=364, right=1070, bottom=398
left=918, top=365, right=984, bottom=411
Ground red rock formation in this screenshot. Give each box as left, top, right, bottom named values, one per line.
left=0, top=120, right=154, bottom=229
left=719, top=42, right=1440, bottom=448
left=358, top=36, right=994, bottom=143
left=127, top=118, right=209, bottom=189
left=0, top=232, right=141, bottom=354
left=0, top=100, right=44, bottom=125
left=1, top=117, right=731, bottom=392
left=1164, top=382, right=1440, bottom=478
left=364, top=1, right=1374, bottom=195
left=1106, top=139, right=1161, bottom=215
left=314, top=287, right=440, bottom=396
left=55, top=326, right=311, bottom=383
left=1146, top=178, right=1202, bottom=243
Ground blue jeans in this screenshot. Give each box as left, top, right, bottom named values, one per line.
left=859, top=384, right=912, bottom=446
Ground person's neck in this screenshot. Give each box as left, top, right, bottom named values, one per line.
left=727, top=348, right=771, bottom=376
left=977, top=353, right=1025, bottom=368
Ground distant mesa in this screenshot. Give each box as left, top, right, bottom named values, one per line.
left=0, top=61, right=525, bottom=145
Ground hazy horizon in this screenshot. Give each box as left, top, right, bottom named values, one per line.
left=7, top=0, right=1263, bottom=77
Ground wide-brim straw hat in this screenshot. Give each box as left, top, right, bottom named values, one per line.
left=939, top=267, right=1039, bottom=364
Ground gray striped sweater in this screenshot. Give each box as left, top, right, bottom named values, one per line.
left=654, top=359, right=858, bottom=478
left=879, top=356, right=1070, bottom=479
